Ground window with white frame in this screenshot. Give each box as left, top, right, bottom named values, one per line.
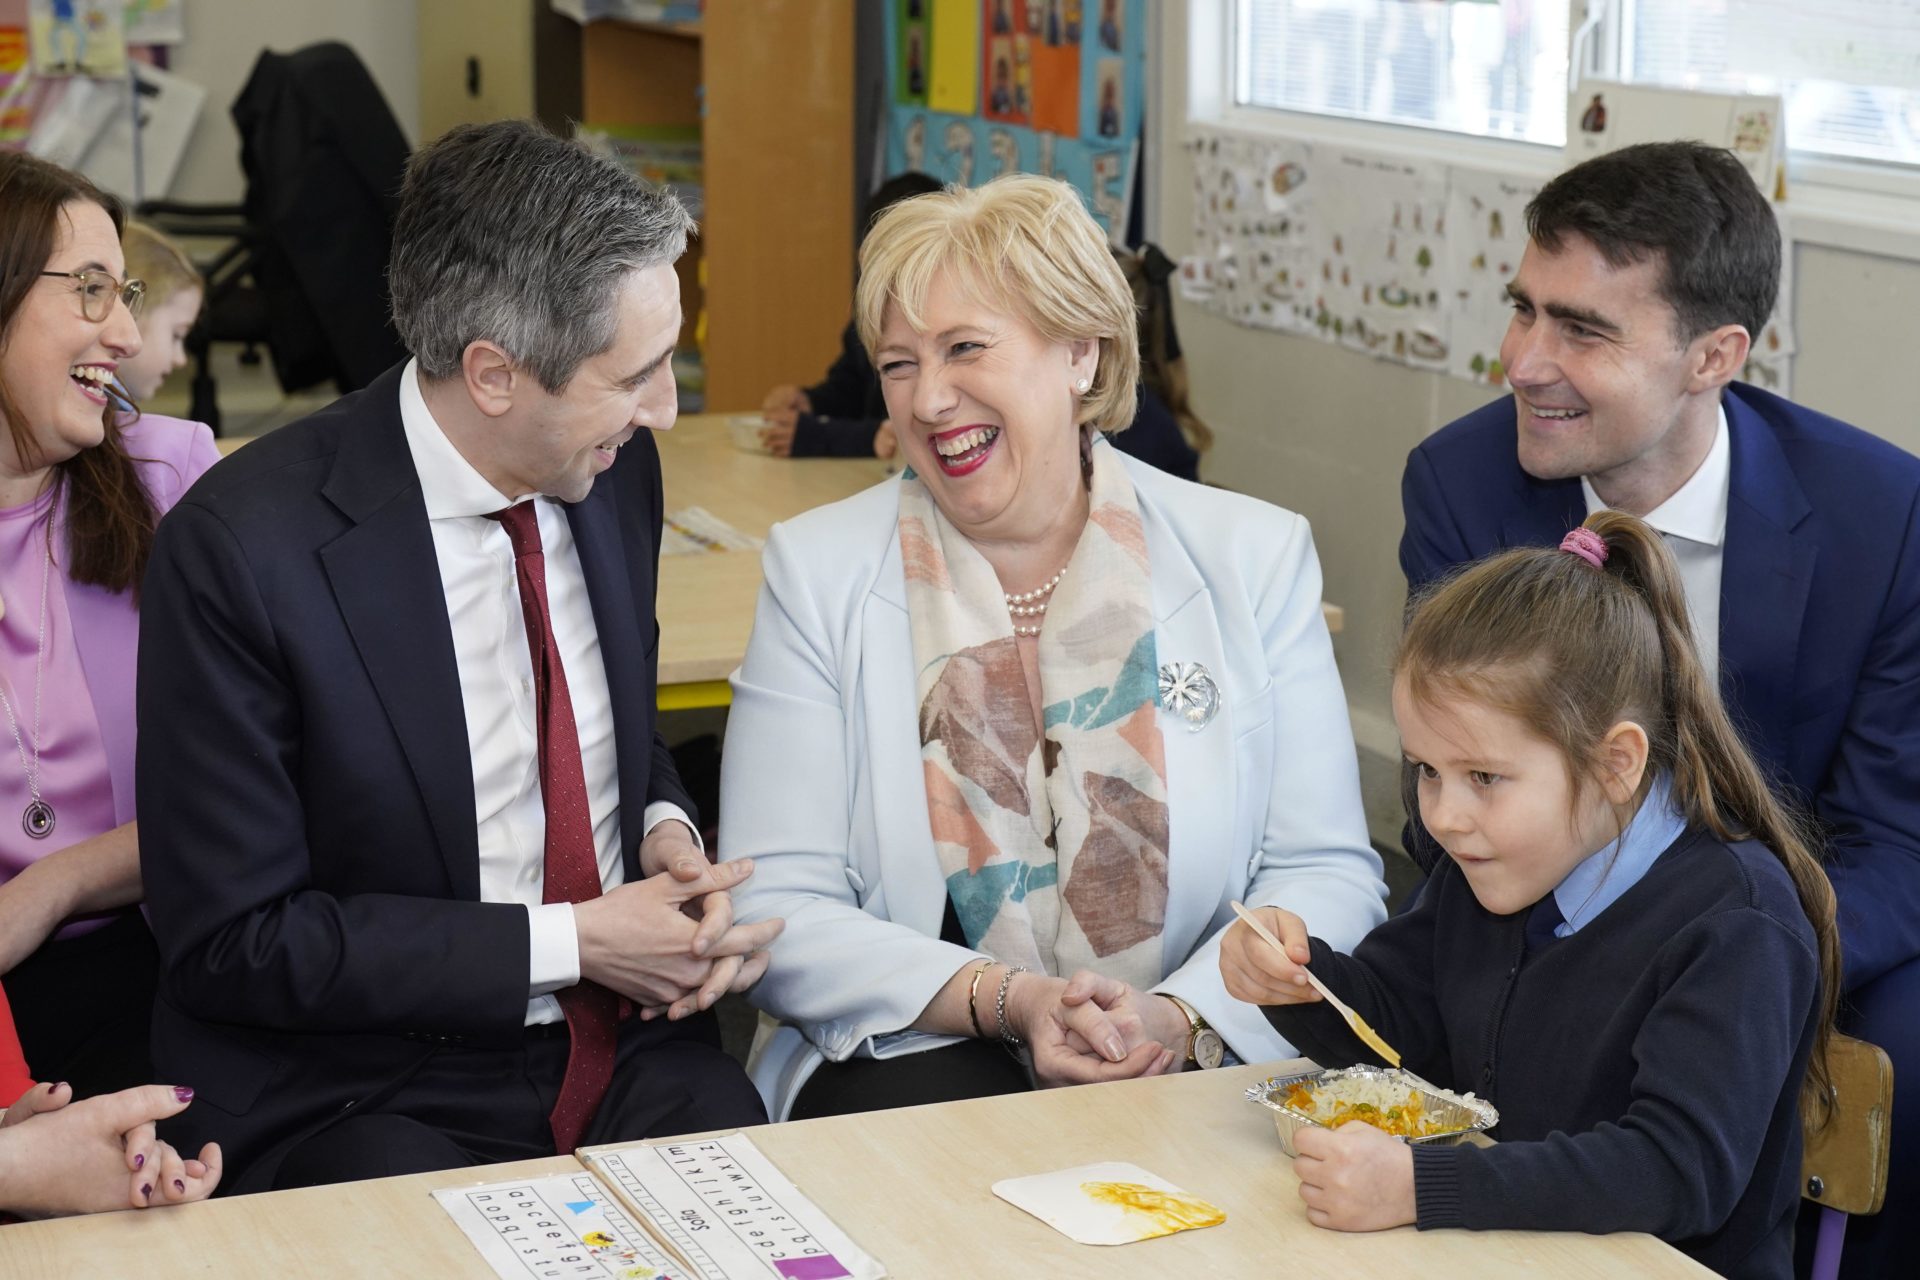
left=1232, top=1, right=1920, bottom=173
left=1234, top=0, right=1571, bottom=145
left=1617, top=1, right=1920, bottom=170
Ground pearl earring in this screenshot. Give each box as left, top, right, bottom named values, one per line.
left=1075, top=378, right=1090, bottom=393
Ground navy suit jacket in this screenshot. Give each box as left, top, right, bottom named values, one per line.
left=136, top=364, right=695, bottom=1189
left=1401, top=383, right=1920, bottom=994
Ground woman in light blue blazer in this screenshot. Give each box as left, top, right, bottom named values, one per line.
left=721, top=175, right=1386, bottom=1122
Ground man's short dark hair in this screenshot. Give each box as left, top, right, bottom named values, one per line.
left=1526, top=141, right=1780, bottom=341
left=388, top=119, right=693, bottom=391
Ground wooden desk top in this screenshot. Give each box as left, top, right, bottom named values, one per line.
left=0, top=1062, right=1706, bottom=1278
left=214, top=416, right=1343, bottom=689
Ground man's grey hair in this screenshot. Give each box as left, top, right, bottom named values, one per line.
left=389, top=119, right=693, bottom=391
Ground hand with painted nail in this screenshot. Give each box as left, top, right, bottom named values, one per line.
left=0, top=1082, right=222, bottom=1216
left=1056, top=971, right=1192, bottom=1070
left=1006, top=972, right=1180, bottom=1088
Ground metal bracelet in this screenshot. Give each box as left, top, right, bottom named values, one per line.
left=966, top=960, right=993, bottom=1039
left=995, top=964, right=1030, bottom=1050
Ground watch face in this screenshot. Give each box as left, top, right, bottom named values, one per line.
left=1194, top=1028, right=1225, bottom=1070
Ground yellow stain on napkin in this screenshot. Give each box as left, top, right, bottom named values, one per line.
left=1080, top=1181, right=1227, bottom=1239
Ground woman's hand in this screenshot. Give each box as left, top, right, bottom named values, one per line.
left=0, top=1083, right=222, bottom=1217
left=1, top=1079, right=71, bottom=1129
left=1293, top=1121, right=1416, bottom=1231
left=1219, top=906, right=1321, bottom=1006
left=1057, top=971, right=1188, bottom=1065
left=1005, top=972, right=1176, bottom=1087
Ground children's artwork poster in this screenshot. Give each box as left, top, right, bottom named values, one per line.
left=27, top=0, right=125, bottom=78
left=1185, top=125, right=1797, bottom=392
left=886, top=0, right=1145, bottom=244
left=122, top=0, right=183, bottom=47
left=1442, top=166, right=1542, bottom=387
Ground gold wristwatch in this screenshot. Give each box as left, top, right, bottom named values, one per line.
left=1164, top=994, right=1225, bottom=1069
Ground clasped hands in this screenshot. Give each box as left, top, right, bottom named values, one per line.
left=0, top=1082, right=221, bottom=1216
left=998, top=969, right=1189, bottom=1087
left=572, top=822, right=783, bottom=1022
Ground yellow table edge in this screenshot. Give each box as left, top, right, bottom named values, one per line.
left=658, top=679, right=732, bottom=711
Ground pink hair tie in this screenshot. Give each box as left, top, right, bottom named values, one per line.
left=1560, top=527, right=1609, bottom=569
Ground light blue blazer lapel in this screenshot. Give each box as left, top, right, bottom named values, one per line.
left=1719, top=395, right=1814, bottom=770
left=857, top=529, right=946, bottom=935
left=1139, top=494, right=1237, bottom=978
left=66, top=578, right=139, bottom=826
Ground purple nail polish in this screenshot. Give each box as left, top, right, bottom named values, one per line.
left=174, top=1179, right=185, bottom=1194
left=134, top=1152, right=145, bottom=1170
left=173, top=1086, right=194, bottom=1103
left=142, top=1183, right=152, bottom=1200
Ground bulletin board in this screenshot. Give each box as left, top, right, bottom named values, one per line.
left=883, top=0, right=1145, bottom=243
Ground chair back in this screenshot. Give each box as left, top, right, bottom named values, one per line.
left=1801, top=1033, right=1893, bottom=1216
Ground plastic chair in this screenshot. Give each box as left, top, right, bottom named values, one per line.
left=1801, top=1033, right=1893, bottom=1280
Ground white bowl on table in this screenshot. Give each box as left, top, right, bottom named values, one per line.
left=726, top=414, right=775, bottom=455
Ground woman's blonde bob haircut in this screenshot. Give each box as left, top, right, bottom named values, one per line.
left=854, top=173, right=1140, bottom=436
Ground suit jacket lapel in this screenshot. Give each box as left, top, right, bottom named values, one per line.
left=1719, top=393, right=1814, bottom=771
left=861, top=530, right=947, bottom=934
left=1138, top=487, right=1236, bottom=977
left=318, top=373, right=480, bottom=899
left=565, top=470, right=650, bottom=879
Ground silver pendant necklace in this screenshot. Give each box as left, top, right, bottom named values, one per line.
left=0, top=522, right=54, bottom=839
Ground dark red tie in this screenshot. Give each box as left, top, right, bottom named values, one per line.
left=489, top=502, right=620, bottom=1153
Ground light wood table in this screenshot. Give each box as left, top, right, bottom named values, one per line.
left=0, top=1062, right=1707, bottom=1278
left=215, top=416, right=1345, bottom=711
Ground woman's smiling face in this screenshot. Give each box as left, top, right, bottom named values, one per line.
left=873, top=268, right=1096, bottom=541
left=1, top=200, right=141, bottom=481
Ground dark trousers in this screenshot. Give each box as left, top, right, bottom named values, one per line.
left=271, top=1013, right=766, bottom=1190
left=790, top=1038, right=1032, bottom=1121
left=0, top=910, right=157, bottom=1099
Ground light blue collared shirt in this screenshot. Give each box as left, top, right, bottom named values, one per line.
left=1551, top=774, right=1688, bottom=937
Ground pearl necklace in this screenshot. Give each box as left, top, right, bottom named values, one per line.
left=1004, top=565, right=1068, bottom=638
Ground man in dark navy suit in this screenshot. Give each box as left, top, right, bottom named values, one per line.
left=1402, top=140, right=1920, bottom=1276
left=137, top=121, right=780, bottom=1192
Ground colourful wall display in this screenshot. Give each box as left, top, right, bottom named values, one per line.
left=886, top=0, right=1144, bottom=242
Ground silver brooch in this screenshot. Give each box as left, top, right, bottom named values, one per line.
left=1157, top=661, right=1220, bottom=732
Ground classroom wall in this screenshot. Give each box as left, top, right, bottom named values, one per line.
left=163, top=0, right=420, bottom=204
left=1151, top=0, right=1920, bottom=845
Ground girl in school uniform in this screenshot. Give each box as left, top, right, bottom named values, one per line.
left=1221, top=511, right=1839, bottom=1280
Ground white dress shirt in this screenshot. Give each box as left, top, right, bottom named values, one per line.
left=398, top=360, right=693, bottom=1024
left=1583, top=404, right=1730, bottom=686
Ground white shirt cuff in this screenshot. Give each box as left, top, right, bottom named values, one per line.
left=642, top=801, right=704, bottom=854
left=526, top=901, right=580, bottom=997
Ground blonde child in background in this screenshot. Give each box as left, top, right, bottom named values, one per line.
left=116, top=221, right=203, bottom=402
left=1220, top=511, right=1838, bottom=1280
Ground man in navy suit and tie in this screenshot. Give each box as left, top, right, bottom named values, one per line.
left=137, top=121, right=782, bottom=1192
left=1401, top=140, right=1919, bottom=1274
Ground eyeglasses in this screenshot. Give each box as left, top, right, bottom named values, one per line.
left=38, top=270, right=146, bottom=322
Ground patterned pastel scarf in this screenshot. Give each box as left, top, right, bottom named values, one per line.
left=900, top=440, right=1170, bottom=988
